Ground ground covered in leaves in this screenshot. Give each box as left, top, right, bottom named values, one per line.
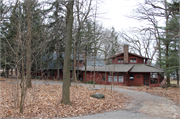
left=132, top=86, right=180, bottom=105
left=0, top=80, right=129, bottom=118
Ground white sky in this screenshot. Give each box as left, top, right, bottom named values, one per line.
left=98, top=0, right=145, bottom=31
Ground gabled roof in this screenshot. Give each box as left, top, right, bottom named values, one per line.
left=109, top=52, right=149, bottom=59
left=80, top=64, right=164, bottom=73
left=86, top=56, right=106, bottom=67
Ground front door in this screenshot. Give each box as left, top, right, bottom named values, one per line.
left=143, top=74, right=149, bottom=86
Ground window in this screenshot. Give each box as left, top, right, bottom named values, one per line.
left=103, top=75, right=105, bottom=80
left=114, top=76, right=117, bottom=82
left=118, top=58, right=123, bottom=63
left=130, top=58, right=136, bottom=63
left=152, top=73, right=158, bottom=78
left=108, top=75, right=112, bottom=82
left=119, top=76, right=123, bottom=82
left=50, top=70, right=54, bottom=76
left=150, top=73, right=158, bottom=84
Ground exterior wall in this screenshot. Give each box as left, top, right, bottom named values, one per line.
left=82, top=71, right=161, bottom=87
left=112, top=54, right=146, bottom=64
left=112, top=55, right=124, bottom=64
left=126, top=73, right=162, bottom=87
left=37, top=69, right=64, bottom=80
left=129, top=54, right=144, bottom=64
left=131, top=73, right=144, bottom=86
left=82, top=72, right=124, bottom=85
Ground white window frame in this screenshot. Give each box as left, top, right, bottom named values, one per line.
left=130, top=58, right=136, bottom=63
left=114, top=76, right=117, bottom=82
left=121, top=58, right=123, bottom=63
left=108, top=75, right=112, bottom=82
left=119, top=76, right=123, bottom=82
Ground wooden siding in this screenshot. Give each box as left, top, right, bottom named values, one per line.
left=82, top=72, right=124, bottom=85
left=112, top=53, right=146, bottom=64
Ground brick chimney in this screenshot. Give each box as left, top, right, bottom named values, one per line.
left=124, top=45, right=129, bottom=63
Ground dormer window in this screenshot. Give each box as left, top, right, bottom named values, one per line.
left=130, top=58, right=136, bottom=63
left=118, top=58, right=123, bottom=63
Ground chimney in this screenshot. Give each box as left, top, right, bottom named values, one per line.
left=124, top=45, right=129, bottom=63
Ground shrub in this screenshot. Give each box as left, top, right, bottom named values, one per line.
left=85, top=80, right=97, bottom=84
left=1, top=72, right=5, bottom=77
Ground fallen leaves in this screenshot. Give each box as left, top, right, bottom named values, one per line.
left=0, top=80, right=129, bottom=118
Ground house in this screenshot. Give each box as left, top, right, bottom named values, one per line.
left=38, top=52, right=85, bottom=79
left=79, top=45, right=164, bottom=87
left=38, top=52, right=105, bottom=80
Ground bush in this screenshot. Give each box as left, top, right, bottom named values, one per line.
left=85, top=80, right=97, bottom=84
left=1, top=72, right=5, bottom=77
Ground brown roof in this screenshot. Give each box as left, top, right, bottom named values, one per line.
left=109, top=52, right=149, bottom=59
left=80, top=64, right=164, bottom=73
left=79, top=64, right=134, bottom=72
left=129, top=64, right=164, bottom=73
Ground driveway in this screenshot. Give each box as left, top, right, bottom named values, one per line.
left=9, top=79, right=180, bottom=119
left=63, top=85, right=179, bottom=119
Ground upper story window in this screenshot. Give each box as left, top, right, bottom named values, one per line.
left=130, top=58, right=136, bottom=63
left=118, top=58, right=123, bottom=63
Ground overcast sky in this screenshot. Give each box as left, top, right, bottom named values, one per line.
left=98, top=0, right=145, bottom=31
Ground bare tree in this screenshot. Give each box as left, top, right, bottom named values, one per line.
left=61, top=0, right=74, bottom=105
left=73, top=0, right=93, bottom=83
left=26, top=0, right=32, bottom=88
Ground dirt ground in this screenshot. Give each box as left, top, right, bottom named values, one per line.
left=0, top=79, right=129, bottom=118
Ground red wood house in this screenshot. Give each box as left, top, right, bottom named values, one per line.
left=38, top=53, right=85, bottom=79
left=79, top=45, right=164, bottom=87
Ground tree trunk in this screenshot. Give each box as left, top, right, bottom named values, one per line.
left=93, top=49, right=96, bottom=88
left=73, top=41, right=77, bottom=87
left=20, top=56, right=26, bottom=113
left=164, top=0, right=170, bottom=87
left=61, top=0, right=74, bottom=105
left=55, top=0, right=60, bottom=80
left=4, top=42, right=7, bottom=78
left=26, top=0, right=32, bottom=88
left=85, top=46, right=87, bottom=83
left=178, top=1, right=180, bottom=86
left=176, top=70, right=179, bottom=85
left=57, top=43, right=60, bottom=80
left=93, top=0, right=97, bottom=88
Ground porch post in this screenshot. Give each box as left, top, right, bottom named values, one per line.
left=124, top=73, right=125, bottom=86
left=149, top=73, right=151, bottom=86
left=158, top=73, right=159, bottom=86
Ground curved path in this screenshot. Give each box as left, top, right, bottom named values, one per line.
left=62, top=86, right=179, bottom=119
left=15, top=79, right=180, bottom=119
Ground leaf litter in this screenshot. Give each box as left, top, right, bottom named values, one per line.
left=0, top=80, right=129, bottom=118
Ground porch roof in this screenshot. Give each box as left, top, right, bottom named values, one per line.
left=79, top=64, right=134, bottom=72
left=80, top=64, right=164, bottom=73
left=129, top=64, right=164, bottom=73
